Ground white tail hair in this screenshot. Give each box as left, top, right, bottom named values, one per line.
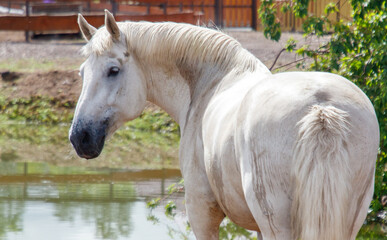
left=291, top=105, right=351, bottom=240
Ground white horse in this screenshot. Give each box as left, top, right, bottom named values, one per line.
left=69, top=10, right=379, bottom=240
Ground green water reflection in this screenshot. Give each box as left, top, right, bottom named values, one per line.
left=0, top=162, right=184, bottom=240
left=0, top=200, right=135, bottom=239
left=0, top=201, right=23, bottom=237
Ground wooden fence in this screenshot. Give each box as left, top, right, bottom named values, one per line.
left=0, top=0, right=352, bottom=34
left=0, top=0, right=201, bottom=41
left=0, top=13, right=196, bottom=31
left=268, top=0, right=352, bottom=31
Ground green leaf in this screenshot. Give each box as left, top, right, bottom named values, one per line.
left=285, top=37, right=297, bottom=52
left=164, top=201, right=176, bottom=217
left=146, top=197, right=161, bottom=210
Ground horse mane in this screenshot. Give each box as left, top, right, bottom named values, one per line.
left=82, top=21, right=268, bottom=73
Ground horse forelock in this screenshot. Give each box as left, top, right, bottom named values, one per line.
left=80, top=22, right=127, bottom=57
left=81, top=32, right=110, bottom=57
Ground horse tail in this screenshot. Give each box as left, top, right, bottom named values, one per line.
left=291, top=105, right=351, bottom=240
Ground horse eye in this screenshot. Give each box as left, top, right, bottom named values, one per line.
left=108, top=67, right=120, bottom=77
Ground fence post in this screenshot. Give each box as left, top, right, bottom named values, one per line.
left=214, top=0, right=223, bottom=27
left=146, top=3, right=150, bottom=14
left=252, top=0, right=257, bottom=30
left=111, top=0, right=117, bottom=15
left=86, top=1, right=91, bottom=13
left=336, top=0, right=341, bottom=22
left=25, top=0, right=30, bottom=42
left=291, top=12, right=295, bottom=32
left=163, top=2, right=167, bottom=15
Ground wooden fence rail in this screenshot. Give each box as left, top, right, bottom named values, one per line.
left=0, top=1, right=352, bottom=34
left=0, top=12, right=196, bottom=31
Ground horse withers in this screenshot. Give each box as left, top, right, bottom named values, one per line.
left=69, top=10, right=379, bottom=240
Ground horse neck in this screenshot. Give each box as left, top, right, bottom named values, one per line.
left=125, top=22, right=270, bottom=128
left=134, top=59, right=224, bottom=130
left=137, top=58, right=264, bottom=132
left=139, top=61, right=192, bottom=129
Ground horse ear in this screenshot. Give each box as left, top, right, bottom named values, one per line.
left=78, top=14, right=96, bottom=41
left=104, top=9, right=120, bottom=40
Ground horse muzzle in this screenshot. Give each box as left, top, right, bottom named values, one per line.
left=69, top=121, right=107, bottom=159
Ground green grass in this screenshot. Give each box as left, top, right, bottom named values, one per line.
left=0, top=96, right=180, bottom=169
left=0, top=96, right=74, bottom=123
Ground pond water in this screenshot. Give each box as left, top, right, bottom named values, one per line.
left=0, top=162, right=191, bottom=240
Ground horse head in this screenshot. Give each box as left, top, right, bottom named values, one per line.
left=69, top=10, right=147, bottom=159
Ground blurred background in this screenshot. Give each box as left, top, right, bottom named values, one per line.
left=0, top=1, right=384, bottom=239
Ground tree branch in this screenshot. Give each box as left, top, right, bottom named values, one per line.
left=269, top=48, right=286, bottom=71
left=272, top=57, right=309, bottom=71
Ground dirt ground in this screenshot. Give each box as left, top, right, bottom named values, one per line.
left=0, top=30, right=324, bottom=103
left=0, top=70, right=81, bottom=103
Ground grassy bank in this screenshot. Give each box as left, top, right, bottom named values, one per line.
left=0, top=96, right=74, bottom=123
left=0, top=95, right=180, bottom=169
left=0, top=95, right=179, bottom=134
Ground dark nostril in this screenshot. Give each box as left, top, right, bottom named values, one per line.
left=81, top=130, right=91, bottom=145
